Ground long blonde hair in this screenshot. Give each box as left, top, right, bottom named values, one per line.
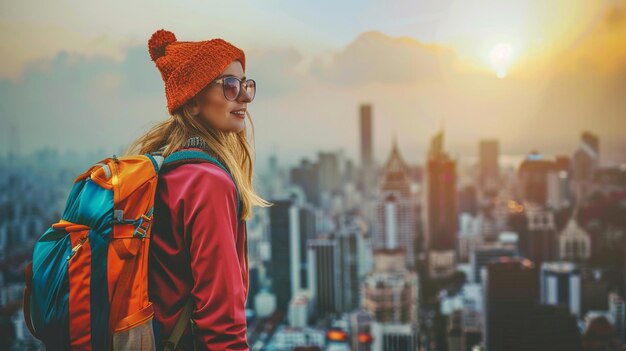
left=124, top=103, right=273, bottom=221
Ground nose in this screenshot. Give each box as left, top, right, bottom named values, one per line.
left=237, top=84, right=253, bottom=103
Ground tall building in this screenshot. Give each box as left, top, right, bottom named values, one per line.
left=558, top=208, right=591, bottom=262
left=482, top=257, right=539, bottom=351
left=307, top=234, right=343, bottom=321
left=337, top=217, right=365, bottom=312
left=540, top=262, right=582, bottom=317
left=374, top=138, right=415, bottom=268
left=572, top=131, right=599, bottom=182
left=523, top=204, right=558, bottom=265
left=423, top=131, right=458, bottom=278
left=318, top=151, right=342, bottom=195
left=360, top=103, right=374, bottom=194
left=269, top=199, right=302, bottom=311
left=363, top=249, right=418, bottom=326
left=291, top=158, right=320, bottom=206
left=479, top=139, right=500, bottom=193
left=470, top=243, right=517, bottom=283
left=518, top=151, right=557, bottom=206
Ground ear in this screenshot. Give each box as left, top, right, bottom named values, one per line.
left=186, top=96, right=200, bottom=116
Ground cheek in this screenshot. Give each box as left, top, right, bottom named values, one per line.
left=200, top=94, right=230, bottom=124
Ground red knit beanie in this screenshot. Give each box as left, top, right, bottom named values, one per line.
left=148, top=29, right=246, bottom=114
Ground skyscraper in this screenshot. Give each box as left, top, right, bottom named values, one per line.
left=269, top=199, right=302, bottom=312
left=423, top=131, right=458, bottom=278
left=375, top=138, right=415, bottom=268
left=482, top=257, right=539, bottom=351
left=479, top=139, right=500, bottom=193
left=307, top=234, right=343, bottom=321
left=360, top=103, right=374, bottom=194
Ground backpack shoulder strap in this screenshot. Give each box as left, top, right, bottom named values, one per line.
left=161, top=149, right=242, bottom=219
left=163, top=297, right=195, bottom=351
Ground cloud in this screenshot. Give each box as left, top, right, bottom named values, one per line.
left=311, top=31, right=457, bottom=85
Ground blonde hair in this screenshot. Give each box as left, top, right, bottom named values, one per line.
left=124, top=103, right=273, bottom=221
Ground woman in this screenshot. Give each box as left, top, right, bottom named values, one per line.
left=125, top=29, right=272, bottom=350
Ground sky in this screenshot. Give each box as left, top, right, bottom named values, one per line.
left=0, top=0, right=625, bottom=168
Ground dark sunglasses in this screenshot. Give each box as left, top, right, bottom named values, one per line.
left=211, top=75, right=256, bottom=102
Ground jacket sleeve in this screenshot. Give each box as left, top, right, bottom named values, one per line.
left=177, top=163, right=248, bottom=350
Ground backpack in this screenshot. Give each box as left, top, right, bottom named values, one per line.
left=22, top=148, right=241, bottom=350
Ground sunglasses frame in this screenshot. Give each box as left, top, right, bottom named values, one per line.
left=211, top=75, right=256, bottom=102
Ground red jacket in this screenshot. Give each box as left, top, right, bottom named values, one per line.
left=149, top=154, right=249, bottom=350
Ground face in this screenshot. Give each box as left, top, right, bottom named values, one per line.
left=188, top=60, right=253, bottom=133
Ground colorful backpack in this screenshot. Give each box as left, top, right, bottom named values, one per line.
left=22, top=148, right=241, bottom=350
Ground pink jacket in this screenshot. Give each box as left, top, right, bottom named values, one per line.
left=149, top=154, right=249, bottom=350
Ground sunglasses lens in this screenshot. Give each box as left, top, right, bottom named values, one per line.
left=223, top=77, right=240, bottom=100
left=245, top=79, right=256, bottom=101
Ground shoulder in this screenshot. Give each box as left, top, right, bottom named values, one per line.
left=161, top=162, right=236, bottom=193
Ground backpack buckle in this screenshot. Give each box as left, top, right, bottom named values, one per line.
left=134, top=213, right=152, bottom=238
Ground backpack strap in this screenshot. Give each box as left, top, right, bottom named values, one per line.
left=163, top=297, right=195, bottom=351
left=161, top=149, right=243, bottom=219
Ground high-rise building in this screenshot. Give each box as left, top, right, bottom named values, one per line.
left=375, top=138, right=415, bottom=268
left=558, top=208, right=591, bottom=262
left=518, top=151, right=557, bottom=206
left=523, top=204, right=558, bottom=265
left=291, top=158, right=321, bottom=206
left=423, top=131, right=458, bottom=278
left=540, top=262, right=582, bottom=317
left=482, top=257, right=539, bottom=351
left=360, top=103, right=374, bottom=193
left=363, top=249, right=418, bottom=326
left=337, top=217, right=365, bottom=312
left=269, top=199, right=302, bottom=312
left=307, top=234, right=343, bottom=321
left=572, top=131, right=599, bottom=183
left=479, top=139, right=500, bottom=193
left=470, top=243, right=517, bottom=283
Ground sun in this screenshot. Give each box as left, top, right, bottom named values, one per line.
left=489, top=43, right=514, bottom=78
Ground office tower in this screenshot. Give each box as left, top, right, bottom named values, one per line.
left=540, top=262, right=582, bottom=317
left=518, top=150, right=557, bottom=206
left=298, top=205, right=316, bottom=291
left=470, top=243, right=517, bottom=283
left=318, top=151, right=341, bottom=195
left=375, top=138, right=415, bottom=268
left=479, top=139, right=500, bottom=193
left=558, top=208, right=591, bottom=262
left=572, top=131, right=599, bottom=182
left=338, top=218, right=364, bottom=312
left=291, top=158, right=321, bottom=206
left=360, top=103, right=374, bottom=193
left=307, top=234, right=342, bottom=320
left=363, top=249, right=418, bottom=326
left=523, top=204, right=558, bottom=265
left=482, top=257, right=539, bottom=351
left=269, top=199, right=302, bottom=311
left=423, top=131, right=458, bottom=278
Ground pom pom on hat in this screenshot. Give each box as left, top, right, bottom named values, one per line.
left=148, top=29, right=177, bottom=61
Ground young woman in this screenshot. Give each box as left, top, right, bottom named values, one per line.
left=125, top=29, right=272, bottom=350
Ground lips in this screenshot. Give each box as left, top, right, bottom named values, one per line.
left=231, top=109, right=246, bottom=118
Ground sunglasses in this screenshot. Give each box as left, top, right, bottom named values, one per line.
left=211, top=75, right=256, bottom=102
